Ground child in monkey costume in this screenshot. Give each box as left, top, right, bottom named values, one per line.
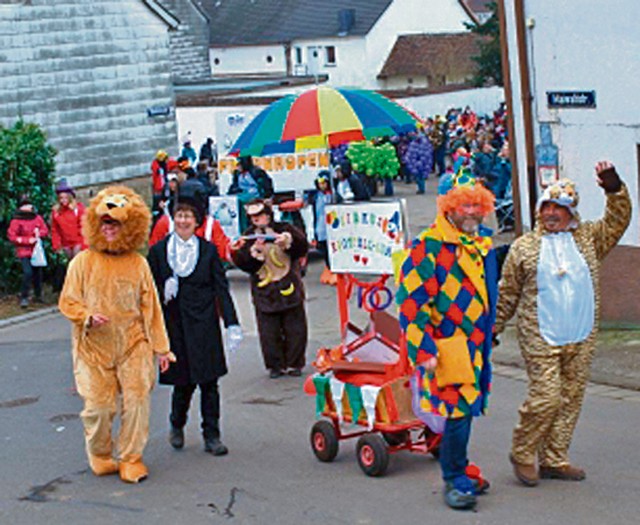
left=59, top=186, right=175, bottom=483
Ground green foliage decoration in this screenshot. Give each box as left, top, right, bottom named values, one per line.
left=0, top=120, right=58, bottom=294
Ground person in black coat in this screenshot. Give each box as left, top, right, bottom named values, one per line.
left=230, top=198, right=309, bottom=379
left=147, top=198, right=242, bottom=456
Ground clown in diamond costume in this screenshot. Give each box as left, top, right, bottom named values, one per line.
left=396, top=169, right=497, bottom=510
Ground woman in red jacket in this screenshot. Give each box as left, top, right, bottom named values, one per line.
left=51, top=179, right=86, bottom=259
left=7, top=196, right=49, bottom=308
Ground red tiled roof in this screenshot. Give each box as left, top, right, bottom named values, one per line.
left=378, top=32, right=485, bottom=80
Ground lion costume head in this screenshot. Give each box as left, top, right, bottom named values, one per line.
left=83, top=185, right=150, bottom=254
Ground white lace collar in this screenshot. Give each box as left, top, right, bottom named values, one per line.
left=167, top=233, right=199, bottom=278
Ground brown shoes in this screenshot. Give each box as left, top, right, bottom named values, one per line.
left=539, top=464, right=586, bottom=481
left=509, top=453, right=539, bottom=486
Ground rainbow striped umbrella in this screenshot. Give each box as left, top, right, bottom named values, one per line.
left=229, top=86, right=420, bottom=157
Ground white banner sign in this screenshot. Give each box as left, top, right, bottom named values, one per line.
left=217, top=150, right=331, bottom=194
left=208, top=196, right=241, bottom=239
left=326, top=201, right=407, bottom=274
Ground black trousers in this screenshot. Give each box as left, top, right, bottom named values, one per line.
left=255, top=304, right=307, bottom=372
left=317, top=240, right=330, bottom=267
left=20, top=257, right=42, bottom=300
left=170, top=380, right=220, bottom=440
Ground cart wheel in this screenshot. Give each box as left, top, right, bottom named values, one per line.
left=356, top=434, right=389, bottom=477
left=424, top=426, right=441, bottom=458
left=382, top=430, right=409, bottom=447
left=310, top=420, right=339, bottom=462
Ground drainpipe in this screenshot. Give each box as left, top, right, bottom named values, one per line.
left=284, top=42, right=292, bottom=76
left=514, top=0, right=538, bottom=227
left=496, top=0, right=522, bottom=235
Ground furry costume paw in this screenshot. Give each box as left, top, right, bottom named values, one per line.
left=119, top=460, right=148, bottom=483
left=89, top=455, right=119, bottom=476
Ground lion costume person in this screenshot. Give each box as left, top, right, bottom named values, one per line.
left=59, top=186, right=174, bottom=483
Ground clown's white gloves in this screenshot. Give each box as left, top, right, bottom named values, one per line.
left=226, top=324, right=243, bottom=354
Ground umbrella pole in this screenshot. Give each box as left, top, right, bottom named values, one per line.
left=328, top=163, right=336, bottom=204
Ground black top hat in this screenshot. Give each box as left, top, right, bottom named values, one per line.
left=173, top=194, right=205, bottom=225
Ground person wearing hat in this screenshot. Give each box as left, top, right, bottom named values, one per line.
left=230, top=198, right=309, bottom=378
left=51, top=178, right=86, bottom=260
left=147, top=196, right=242, bottom=456
left=396, top=170, right=497, bottom=510
left=7, top=195, right=49, bottom=308
left=149, top=178, right=231, bottom=262
left=181, top=138, right=197, bottom=167
left=495, top=161, right=631, bottom=487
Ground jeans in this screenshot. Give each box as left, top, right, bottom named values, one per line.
left=415, top=172, right=426, bottom=194
left=170, top=381, right=221, bottom=440
left=439, top=416, right=473, bottom=482
left=20, top=257, right=42, bottom=300
left=383, top=177, right=394, bottom=196
left=435, top=147, right=446, bottom=176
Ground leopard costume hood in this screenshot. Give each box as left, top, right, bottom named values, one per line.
left=83, top=185, right=150, bottom=254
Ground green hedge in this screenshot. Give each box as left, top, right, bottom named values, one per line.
left=0, top=120, right=58, bottom=294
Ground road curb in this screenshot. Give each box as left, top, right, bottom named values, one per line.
left=0, top=306, right=59, bottom=330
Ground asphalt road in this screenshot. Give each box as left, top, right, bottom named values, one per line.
left=1, top=179, right=640, bottom=524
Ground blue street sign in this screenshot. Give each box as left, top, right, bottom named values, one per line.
left=147, top=105, right=172, bottom=117
left=547, top=91, right=596, bottom=108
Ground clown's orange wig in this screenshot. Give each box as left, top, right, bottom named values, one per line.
left=437, top=184, right=495, bottom=217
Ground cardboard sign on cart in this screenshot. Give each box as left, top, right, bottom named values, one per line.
left=325, top=200, right=408, bottom=275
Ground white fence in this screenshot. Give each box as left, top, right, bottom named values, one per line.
left=399, top=86, right=505, bottom=119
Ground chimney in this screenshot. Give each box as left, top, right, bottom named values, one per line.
left=337, top=9, right=355, bottom=36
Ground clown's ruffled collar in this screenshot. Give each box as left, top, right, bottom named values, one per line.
left=427, top=214, right=492, bottom=307
left=432, top=214, right=493, bottom=256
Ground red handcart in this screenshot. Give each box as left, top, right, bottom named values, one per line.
left=306, top=273, right=442, bottom=477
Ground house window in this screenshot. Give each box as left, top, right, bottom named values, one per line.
left=294, top=47, right=302, bottom=64
left=325, top=46, right=336, bottom=66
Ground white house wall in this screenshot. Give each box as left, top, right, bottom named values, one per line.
left=365, top=0, right=473, bottom=89
left=0, top=0, right=177, bottom=188
left=210, top=45, right=285, bottom=75
left=504, top=0, right=639, bottom=245
left=290, top=37, right=365, bottom=87
left=383, top=76, right=429, bottom=90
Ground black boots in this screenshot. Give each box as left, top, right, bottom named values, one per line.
left=204, top=438, right=229, bottom=456
left=169, top=426, right=184, bottom=449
